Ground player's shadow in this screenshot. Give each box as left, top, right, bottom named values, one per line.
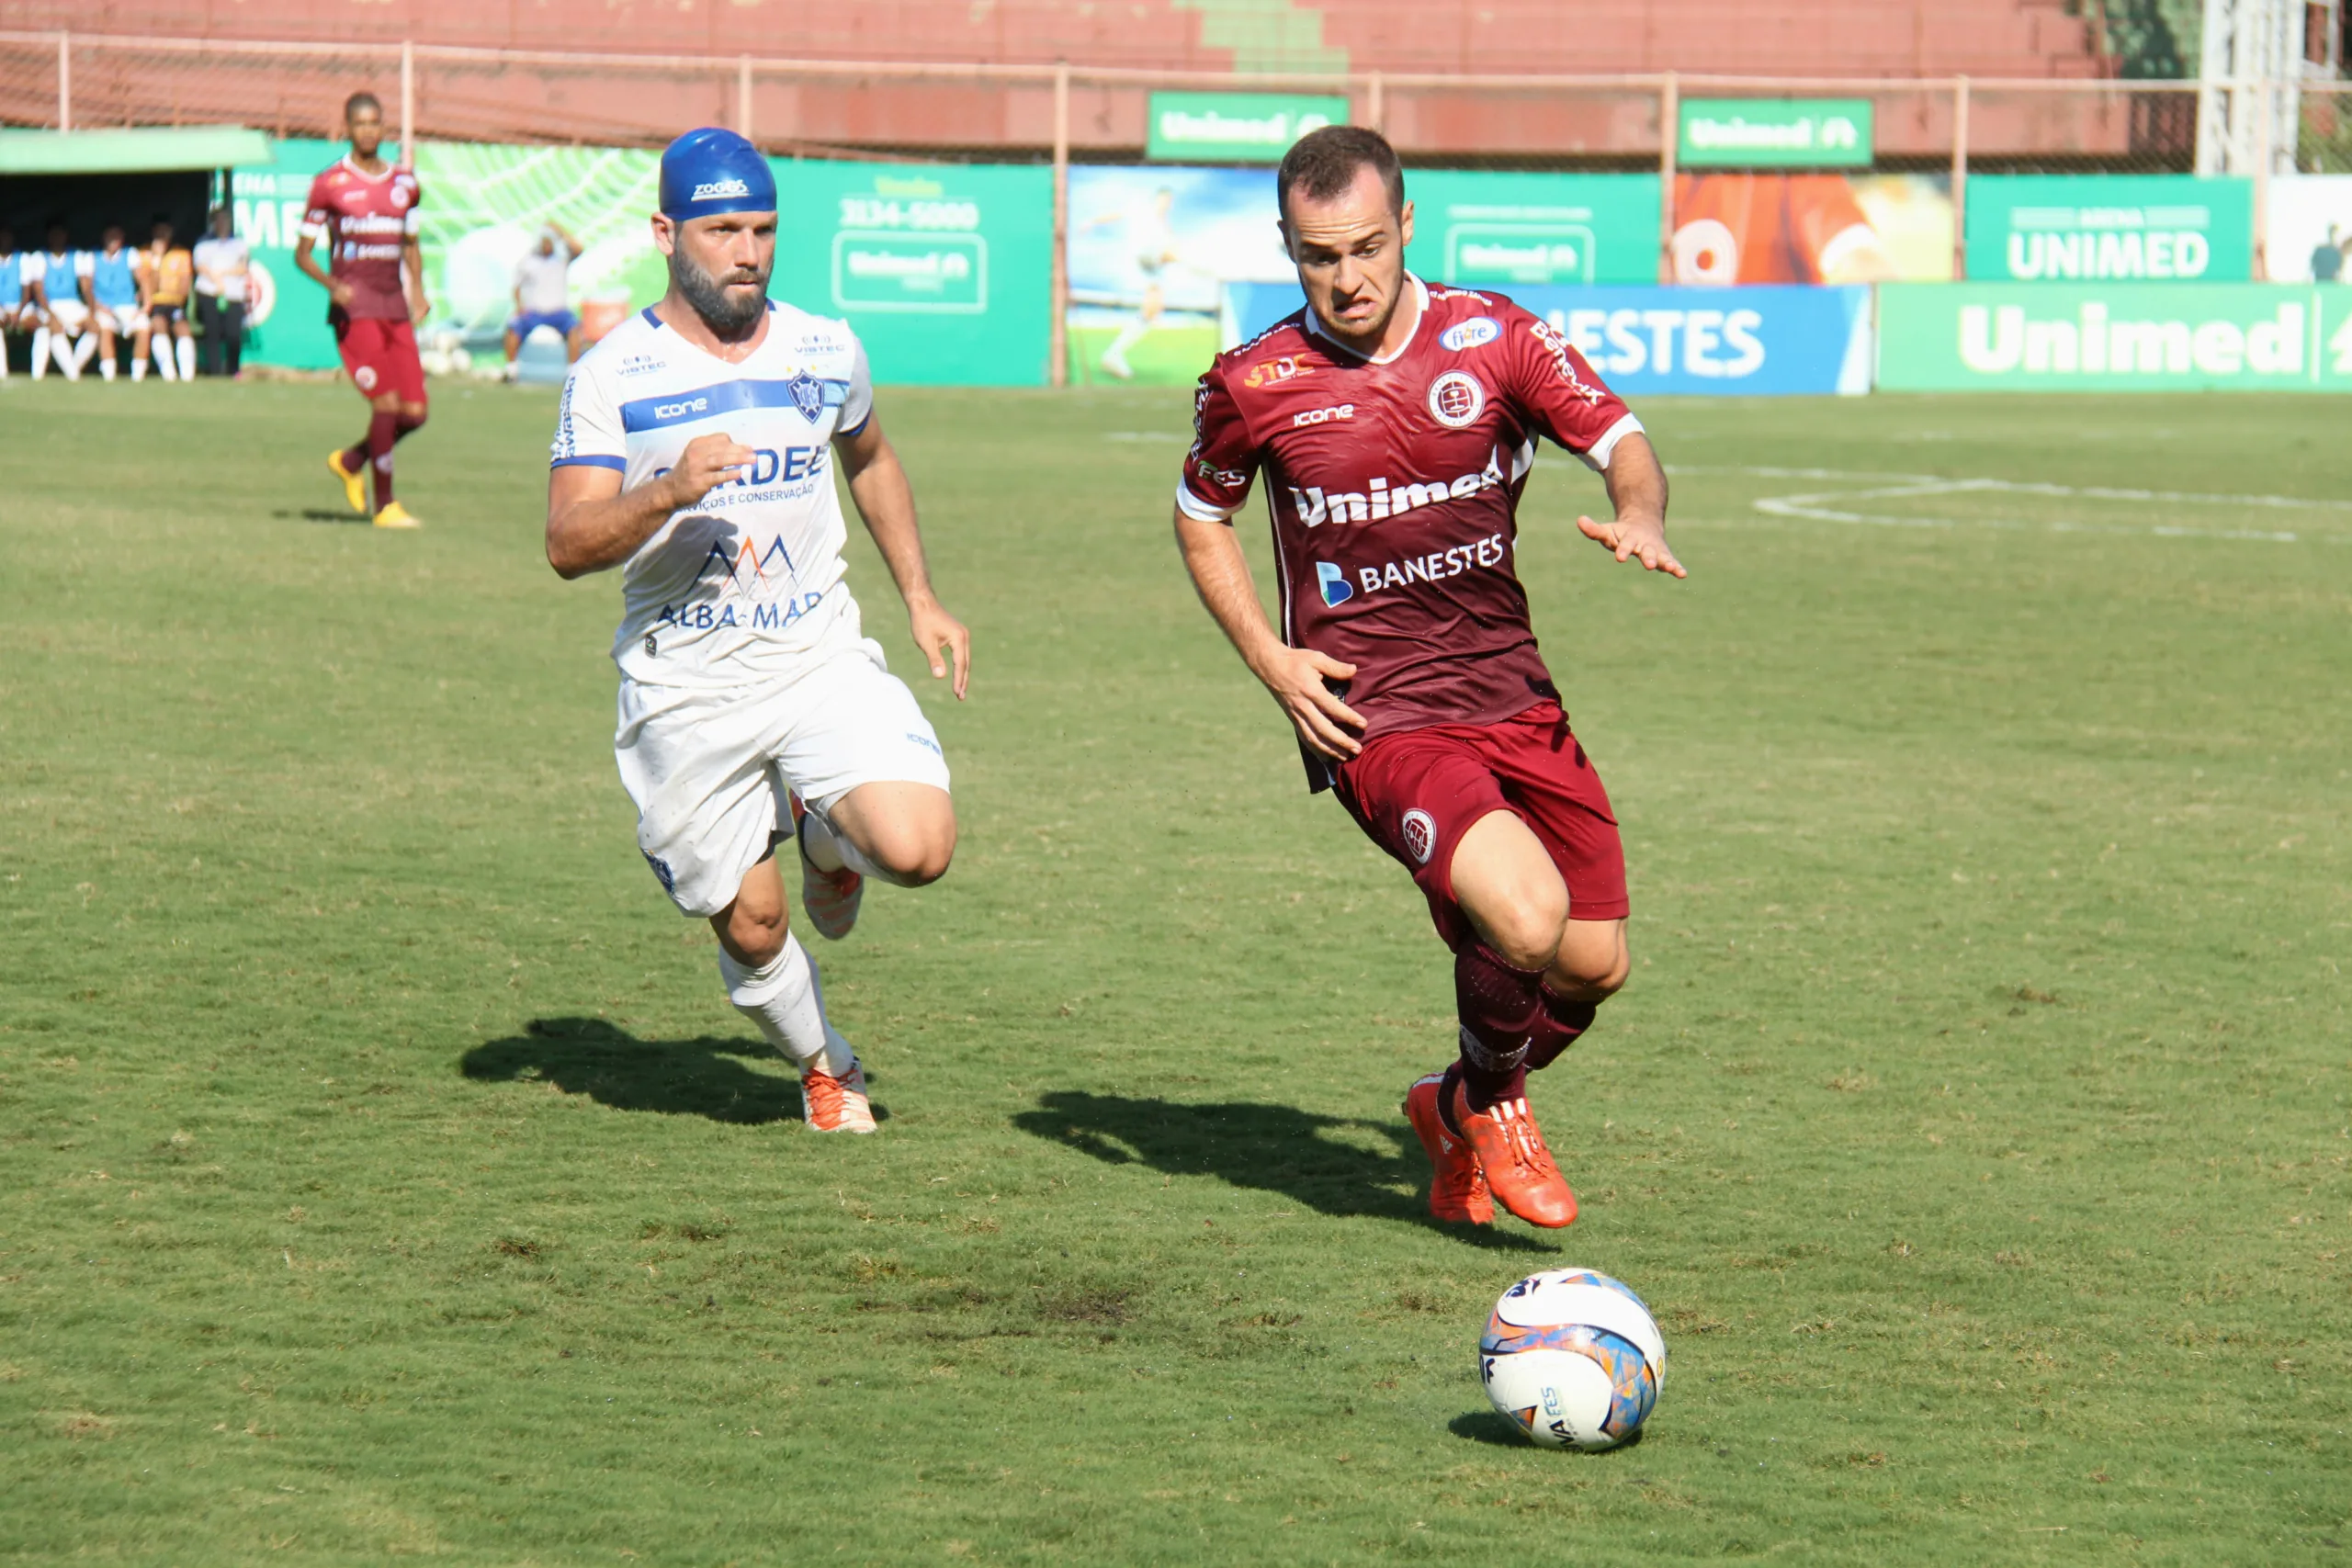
left=1012, top=1091, right=1549, bottom=1251
left=276, top=507, right=374, bottom=526
left=459, top=1016, right=876, bottom=1125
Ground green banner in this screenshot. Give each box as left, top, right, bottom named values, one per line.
left=1878, top=282, right=2352, bottom=390
left=1147, top=92, right=1348, bottom=163
left=229, top=137, right=355, bottom=370
left=1679, top=98, right=1872, bottom=168
left=769, top=159, right=1053, bottom=386
left=1404, top=171, right=1659, bottom=288
left=1963, top=175, right=2254, bottom=282
left=232, top=141, right=1050, bottom=385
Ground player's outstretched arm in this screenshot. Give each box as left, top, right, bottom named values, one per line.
left=1575, top=433, right=1684, bottom=578
left=834, top=415, right=970, bottom=701
left=545, top=431, right=752, bottom=580
left=1172, top=507, right=1366, bottom=761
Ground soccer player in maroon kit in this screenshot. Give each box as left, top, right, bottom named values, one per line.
left=1173, top=128, right=1684, bottom=1230
left=295, top=91, right=431, bottom=530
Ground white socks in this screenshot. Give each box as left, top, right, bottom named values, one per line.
left=153, top=336, right=179, bottom=382
left=69, top=333, right=96, bottom=376
left=718, top=932, right=854, bottom=1077
left=29, top=327, right=48, bottom=378
left=175, top=335, right=196, bottom=381
left=98, top=354, right=116, bottom=381
left=130, top=355, right=145, bottom=381
left=798, top=802, right=911, bottom=886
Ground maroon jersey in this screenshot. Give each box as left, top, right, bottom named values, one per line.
left=1179, top=277, right=1644, bottom=784
left=302, top=157, right=420, bottom=321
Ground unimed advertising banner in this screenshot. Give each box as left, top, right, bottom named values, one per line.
left=769, top=160, right=1054, bottom=387
left=233, top=142, right=1050, bottom=384
left=1403, top=171, right=1659, bottom=288
left=1963, top=175, right=2254, bottom=283
left=1878, top=283, right=2352, bottom=390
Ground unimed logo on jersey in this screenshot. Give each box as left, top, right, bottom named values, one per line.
left=1286, top=446, right=1507, bottom=528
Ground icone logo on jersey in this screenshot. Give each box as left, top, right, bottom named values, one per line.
left=653, top=396, right=711, bottom=420
left=1293, top=402, right=1354, bottom=427
left=1243, top=355, right=1310, bottom=389
left=1439, top=316, right=1500, bottom=352
left=1287, top=446, right=1506, bottom=527
left=1428, top=370, right=1486, bottom=428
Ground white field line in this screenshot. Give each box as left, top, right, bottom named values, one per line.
left=1661, top=466, right=2352, bottom=545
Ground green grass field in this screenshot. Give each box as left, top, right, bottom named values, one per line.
left=3, top=378, right=2348, bottom=1565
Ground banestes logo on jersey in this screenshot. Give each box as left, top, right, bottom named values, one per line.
left=1286, top=446, right=1507, bottom=527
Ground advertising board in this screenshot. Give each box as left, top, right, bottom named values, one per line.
left=1146, top=93, right=1348, bottom=163
left=1962, top=175, right=2254, bottom=282
left=1678, top=99, right=1873, bottom=169
left=771, top=159, right=1054, bottom=386
left=1878, top=282, right=2351, bottom=389
left=1228, top=282, right=1871, bottom=396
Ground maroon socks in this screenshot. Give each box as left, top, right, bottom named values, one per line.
left=1441, top=942, right=1604, bottom=1129
left=345, top=409, right=427, bottom=513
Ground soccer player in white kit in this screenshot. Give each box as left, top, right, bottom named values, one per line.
left=544, top=128, right=970, bottom=1134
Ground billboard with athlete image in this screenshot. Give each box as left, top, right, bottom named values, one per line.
left=1065, top=164, right=1294, bottom=386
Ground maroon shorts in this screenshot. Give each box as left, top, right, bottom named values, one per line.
left=1333, top=700, right=1628, bottom=951
left=333, top=312, right=424, bottom=402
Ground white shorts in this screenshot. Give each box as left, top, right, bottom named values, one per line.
left=95, top=303, right=145, bottom=335
left=615, top=636, right=952, bottom=918
left=44, top=299, right=88, bottom=334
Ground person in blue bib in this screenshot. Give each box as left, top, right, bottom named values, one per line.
left=0, top=225, right=32, bottom=380
left=88, top=223, right=149, bottom=383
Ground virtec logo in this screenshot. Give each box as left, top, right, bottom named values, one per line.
left=1243, top=355, right=1308, bottom=389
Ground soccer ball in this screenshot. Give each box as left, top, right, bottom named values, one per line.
left=1478, top=1268, right=1667, bottom=1450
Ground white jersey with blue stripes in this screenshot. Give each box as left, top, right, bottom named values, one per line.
left=551, top=299, right=875, bottom=689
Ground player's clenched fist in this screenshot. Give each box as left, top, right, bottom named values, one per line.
left=662, top=433, right=758, bottom=509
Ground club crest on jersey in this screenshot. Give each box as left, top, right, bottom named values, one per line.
left=785, top=370, right=827, bottom=423
left=1244, top=355, right=1309, bottom=389
left=1439, top=316, right=1500, bottom=352
left=1428, top=370, right=1486, bottom=428
left=1315, top=561, right=1354, bottom=607
left=1400, top=808, right=1437, bottom=865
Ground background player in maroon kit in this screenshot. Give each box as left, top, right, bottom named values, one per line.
left=295, top=91, right=431, bottom=530
left=1172, top=127, right=1683, bottom=1230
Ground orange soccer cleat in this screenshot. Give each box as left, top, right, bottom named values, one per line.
left=1447, top=1078, right=1577, bottom=1229
left=800, top=1055, right=876, bottom=1134
left=1403, top=1072, right=1493, bottom=1225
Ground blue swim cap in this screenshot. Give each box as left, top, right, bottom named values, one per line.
left=658, top=127, right=775, bottom=220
